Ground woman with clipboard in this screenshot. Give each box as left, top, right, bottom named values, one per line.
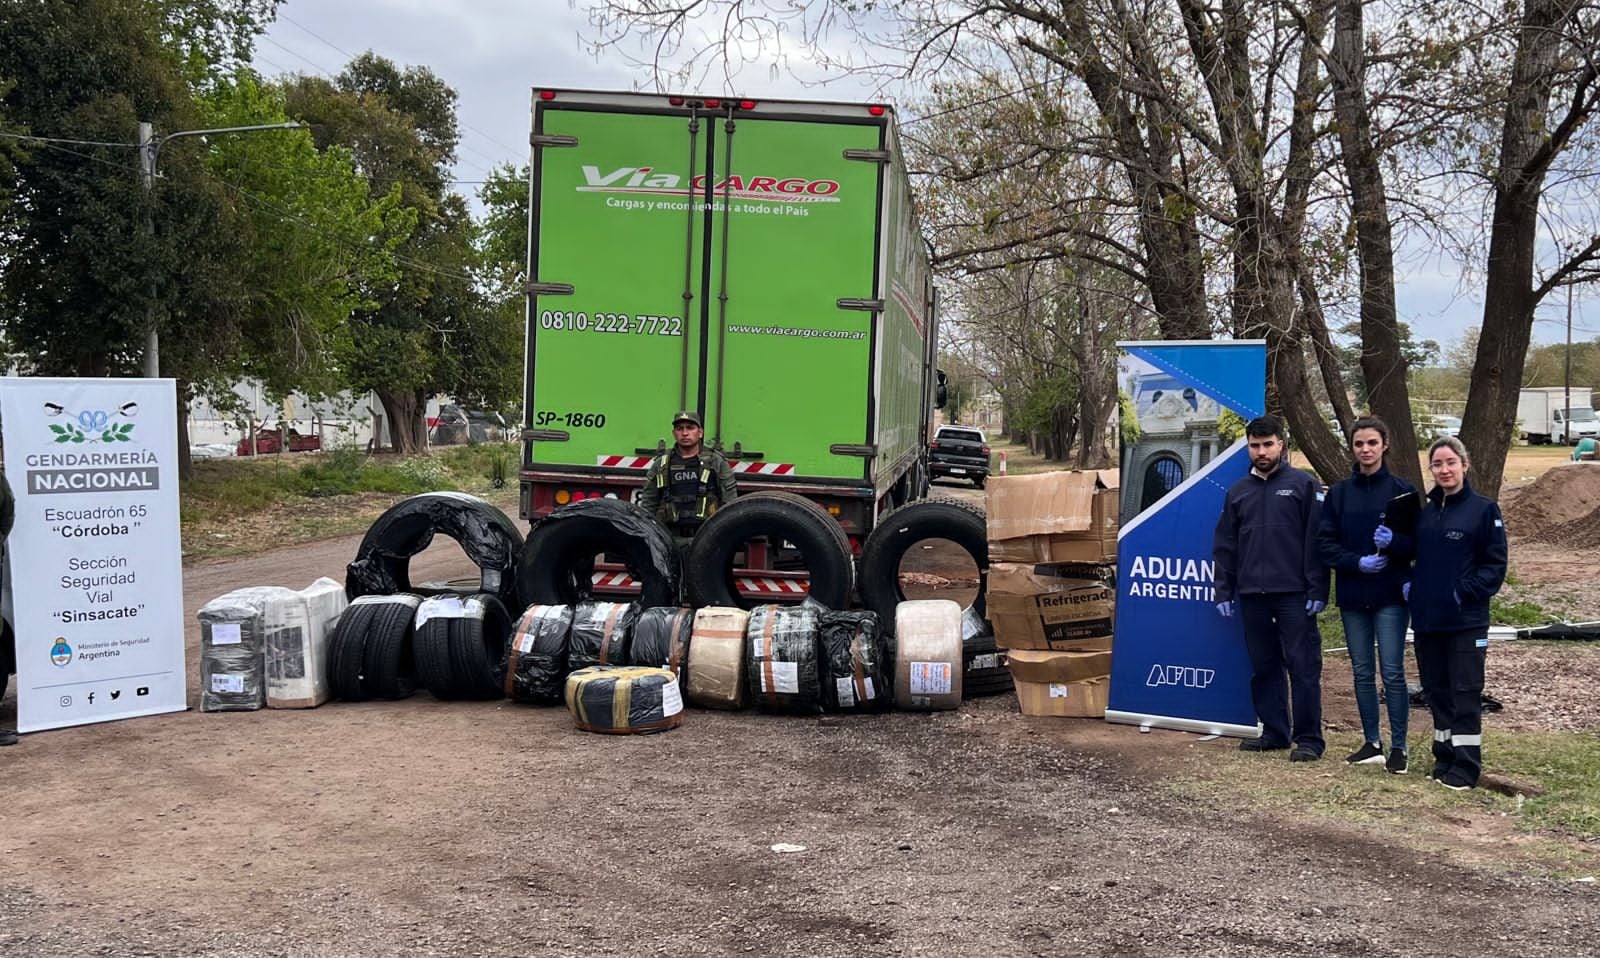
left=1316, top=417, right=1417, bottom=774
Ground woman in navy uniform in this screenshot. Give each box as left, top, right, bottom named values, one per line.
left=1406, top=436, right=1507, bottom=790
left=1316, top=417, right=1415, bottom=774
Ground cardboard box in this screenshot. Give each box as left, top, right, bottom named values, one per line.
left=985, top=470, right=1119, bottom=563
left=1006, top=651, right=1114, bottom=717
left=986, top=562, right=1115, bottom=651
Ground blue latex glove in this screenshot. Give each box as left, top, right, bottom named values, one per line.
left=1402, top=581, right=1411, bottom=601
left=1306, top=599, right=1326, bottom=615
left=1373, top=524, right=1394, bottom=549
left=1358, top=554, right=1388, bottom=574
left=1454, top=590, right=1462, bottom=606
left=1216, top=600, right=1237, bottom=618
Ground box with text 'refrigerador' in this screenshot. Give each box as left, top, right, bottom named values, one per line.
left=985, top=562, right=1115, bottom=652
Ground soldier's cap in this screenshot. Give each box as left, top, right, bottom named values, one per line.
left=671, top=410, right=702, bottom=428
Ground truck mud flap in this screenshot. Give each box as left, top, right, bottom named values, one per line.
left=345, top=492, right=524, bottom=612
left=519, top=498, right=679, bottom=608
left=858, top=497, right=989, bottom=625
left=684, top=492, right=854, bottom=609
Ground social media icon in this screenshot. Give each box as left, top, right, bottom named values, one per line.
left=136, top=686, right=150, bottom=697
left=110, top=689, right=122, bottom=700
left=59, top=695, right=73, bottom=708
left=87, top=692, right=95, bottom=704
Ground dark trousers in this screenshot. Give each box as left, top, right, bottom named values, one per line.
left=1238, top=593, right=1324, bottom=753
left=1415, top=627, right=1487, bottom=784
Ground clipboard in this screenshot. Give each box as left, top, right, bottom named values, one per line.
left=1380, top=490, right=1420, bottom=540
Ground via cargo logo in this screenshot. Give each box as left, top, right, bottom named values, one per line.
left=44, top=400, right=138, bottom=445
left=578, top=166, right=841, bottom=203
left=50, top=637, right=73, bottom=667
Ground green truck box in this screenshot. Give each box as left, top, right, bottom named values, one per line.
left=520, top=89, right=940, bottom=551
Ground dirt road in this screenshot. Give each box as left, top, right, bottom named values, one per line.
left=3, top=503, right=1598, bottom=956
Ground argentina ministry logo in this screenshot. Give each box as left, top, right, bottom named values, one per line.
left=44, top=400, right=138, bottom=445
left=50, top=637, right=73, bottom=667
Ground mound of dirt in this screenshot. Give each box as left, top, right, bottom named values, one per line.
left=1499, top=461, right=1600, bottom=537
left=1531, top=502, right=1600, bottom=547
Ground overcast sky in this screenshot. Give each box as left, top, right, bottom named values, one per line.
left=253, top=1, right=1591, bottom=351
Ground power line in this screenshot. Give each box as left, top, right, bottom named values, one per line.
left=0, top=130, right=136, bottom=149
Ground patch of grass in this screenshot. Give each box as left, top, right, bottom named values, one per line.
left=1317, top=606, right=1346, bottom=652
left=1164, top=728, right=1600, bottom=876
left=1492, top=596, right=1551, bottom=627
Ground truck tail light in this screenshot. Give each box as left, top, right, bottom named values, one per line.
left=929, top=440, right=940, bottom=451
left=982, top=445, right=990, bottom=457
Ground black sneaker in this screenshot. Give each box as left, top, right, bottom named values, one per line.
left=1346, top=742, right=1385, bottom=765
left=1385, top=749, right=1408, bottom=775
left=1429, top=763, right=1450, bottom=781
left=1238, top=737, right=1290, bottom=752
left=1289, top=746, right=1321, bottom=762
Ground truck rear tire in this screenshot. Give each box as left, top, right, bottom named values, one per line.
left=519, top=498, right=679, bottom=609
left=859, top=497, right=989, bottom=625
left=684, top=493, right=854, bottom=609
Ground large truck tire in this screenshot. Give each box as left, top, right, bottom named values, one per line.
left=859, top=497, right=989, bottom=625
left=684, top=493, right=853, bottom=609
left=345, top=492, right=524, bottom=612
left=519, top=498, right=678, bottom=608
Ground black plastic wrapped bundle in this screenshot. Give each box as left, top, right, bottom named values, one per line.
left=568, top=601, right=641, bottom=673
left=197, top=589, right=273, bottom=712
left=345, top=492, right=524, bottom=611
left=499, top=604, right=574, bottom=703
left=744, top=603, right=823, bottom=715
left=564, top=666, right=684, bottom=734
left=819, top=611, right=892, bottom=712
left=629, top=607, right=694, bottom=679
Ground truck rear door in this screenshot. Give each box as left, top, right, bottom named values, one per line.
left=702, top=113, right=885, bottom=479
left=528, top=106, right=709, bottom=467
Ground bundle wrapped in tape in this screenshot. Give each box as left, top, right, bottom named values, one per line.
left=500, top=604, right=574, bottom=703
left=198, top=587, right=296, bottom=712
left=568, top=601, right=640, bottom=672
left=894, top=599, right=964, bottom=711
left=564, top=665, right=684, bottom=734
left=745, top=603, right=823, bottom=715
left=629, top=607, right=694, bottom=679
left=685, top=606, right=750, bottom=709
left=819, top=610, right=891, bottom=712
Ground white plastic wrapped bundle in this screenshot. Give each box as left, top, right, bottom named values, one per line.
left=265, top=577, right=348, bottom=708
left=894, top=599, right=964, bottom=711
left=685, top=606, right=750, bottom=709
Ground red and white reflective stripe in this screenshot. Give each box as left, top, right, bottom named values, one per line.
left=730, top=461, right=795, bottom=475
left=737, top=576, right=810, bottom=595
left=596, top=455, right=653, bottom=469
left=591, top=570, right=637, bottom=588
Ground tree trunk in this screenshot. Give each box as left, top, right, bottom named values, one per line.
left=175, top=379, right=194, bottom=483
left=1462, top=0, right=1583, bottom=499
left=1330, top=0, right=1424, bottom=491
left=376, top=388, right=428, bottom=454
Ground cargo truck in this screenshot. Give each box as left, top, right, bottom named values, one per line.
left=519, top=89, right=940, bottom=566
left=1517, top=387, right=1599, bottom=445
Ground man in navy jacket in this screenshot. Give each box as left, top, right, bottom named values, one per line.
left=1213, top=415, right=1330, bottom=760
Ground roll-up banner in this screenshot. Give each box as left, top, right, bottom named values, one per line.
left=1107, top=342, right=1266, bottom=736
left=1, top=378, right=187, bottom=733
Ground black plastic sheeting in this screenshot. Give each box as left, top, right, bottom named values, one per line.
left=819, top=611, right=892, bottom=712
left=565, top=665, right=683, bottom=734
left=499, top=604, right=573, bottom=704
left=630, top=607, right=694, bottom=679
left=346, top=492, right=523, bottom=611
left=520, top=498, right=679, bottom=607
left=745, top=604, right=824, bottom=715
left=1516, top=622, right=1600, bottom=641
left=568, top=601, right=641, bottom=672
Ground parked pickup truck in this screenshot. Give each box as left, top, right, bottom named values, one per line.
left=929, top=425, right=991, bottom=488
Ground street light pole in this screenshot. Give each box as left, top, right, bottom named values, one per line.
left=138, top=120, right=305, bottom=378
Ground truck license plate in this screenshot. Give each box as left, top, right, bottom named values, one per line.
left=949, top=467, right=966, bottom=474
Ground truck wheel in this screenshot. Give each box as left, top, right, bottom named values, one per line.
left=859, top=497, right=989, bottom=625
left=345, top=492, right=524, bottom=612
left=519, top=498, right=679, bottom=608
left=685, top=493, right=853, bottom=609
